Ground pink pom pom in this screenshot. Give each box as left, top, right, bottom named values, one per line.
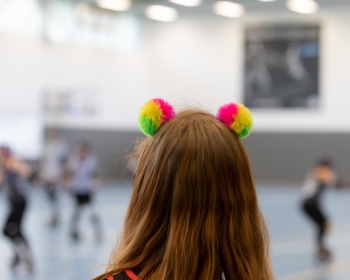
left=216, top=103, right=239, bottom=127
left=153, top=98, right=175, bottom=124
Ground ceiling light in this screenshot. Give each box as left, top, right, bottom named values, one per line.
left=96, top=0, right=131, bottom=11
left=286, top=0, right=319, bottom=14
left=213, top=1, right=245, bottom=18
left=258, top=0, right=277, bottom=2
left=168, top=0, right=202, bottom=7
left=145, top=5, right=178, bottom=22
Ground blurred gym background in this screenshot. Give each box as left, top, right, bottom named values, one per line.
left=0, top=0, right=350, bottom=279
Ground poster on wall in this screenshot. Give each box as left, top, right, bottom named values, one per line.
left=244, top=24, right=320, bottom=108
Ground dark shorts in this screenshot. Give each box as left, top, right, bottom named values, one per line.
left=75, top=193, right=92, bottom=205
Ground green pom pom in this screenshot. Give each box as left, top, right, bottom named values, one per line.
left=237, top=125, right=252, bottom=139
left=139, top=116, right=158, bottom=136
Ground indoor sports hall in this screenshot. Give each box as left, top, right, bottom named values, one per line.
left=0, top=0, right=349, bottom=279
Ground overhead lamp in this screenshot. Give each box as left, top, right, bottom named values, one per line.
left=213, top=1, right=245, bottom=18
left=286, top=0, right=319, bottom=14
left=145, top=5, right=178, bottom=22
left=96, top=0, right=131, bottom=11
left=258, top=0, right=277, bottom=2
left=168, top=0, right=202, bottom=7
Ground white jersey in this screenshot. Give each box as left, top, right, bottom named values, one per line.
left=41, top=139, right=68, bottom=182
left=69, top=155, right=97, bottom=194
left=301, top=175, right=319, bottom=199
left=301, top=167, right=337, bottom=201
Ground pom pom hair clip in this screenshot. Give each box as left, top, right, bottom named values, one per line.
left=139, top=98, right=176, bottom=136
left=216, top=103, right=253, bottom=139
left=139, top=99, right=253, bottom=139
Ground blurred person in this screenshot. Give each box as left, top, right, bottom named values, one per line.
left=68, top=141, right=102, bottom=241
left=0, top=146, right=34, bottom=273
left=40, top=129, right=68, bottom=226
left=301, top=158, right=338, bottom=262
left=94, top=99, right=273, bottom=280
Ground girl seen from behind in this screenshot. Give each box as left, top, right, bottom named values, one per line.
left=94, top=99, right=273, bottom=280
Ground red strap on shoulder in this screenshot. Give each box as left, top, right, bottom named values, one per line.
left=107, top=275, right=114, bottom=280
left=125, top=270, right=139, bottom=280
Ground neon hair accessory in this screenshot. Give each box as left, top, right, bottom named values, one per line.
left=139, top=98, right=175, bottom=136
left=217, top=103, right=253, bottom=139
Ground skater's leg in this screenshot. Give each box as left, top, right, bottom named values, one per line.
left=70, top=194, right=83, bottom=240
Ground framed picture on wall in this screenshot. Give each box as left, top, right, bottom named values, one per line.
left=243, top=24, right=320, bottom=108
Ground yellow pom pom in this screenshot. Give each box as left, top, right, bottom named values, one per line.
left=231, top=104, right=253, bottom=138
left=139, top=100, right=163, bottom=129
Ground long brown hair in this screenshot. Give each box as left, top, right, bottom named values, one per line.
left=94, top=109, right=273, bottom=280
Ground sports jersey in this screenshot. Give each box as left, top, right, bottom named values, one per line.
left=103, top=270, right=139, bottom=280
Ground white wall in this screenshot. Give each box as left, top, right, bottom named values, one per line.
left=1, top=4, right=350, bottom=132
left=0, top=32, right=151, bottom=129
left=146, top=7, right=350, bottom=133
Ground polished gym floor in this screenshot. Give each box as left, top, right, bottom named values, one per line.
left=0, top=182, right=349, bottom=280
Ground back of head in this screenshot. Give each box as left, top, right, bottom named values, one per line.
left=100, top=108, right=272, bottom=280
left=316, top=157, right=333, bottom=169
left=0, top=145, right=11, bottom=159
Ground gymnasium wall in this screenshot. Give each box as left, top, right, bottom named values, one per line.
left=56, top=128, right=350, bottom=183
left=2, top=4, right=350, bottom=182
